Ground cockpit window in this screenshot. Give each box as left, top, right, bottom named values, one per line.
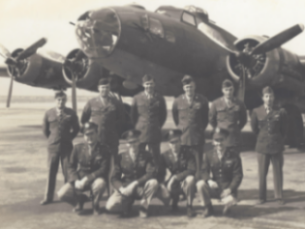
left=181, top=11, right=196, bottom=26
left=140, top=14, right=164, bottom=38
left=149, top=18, right=164, bottom=38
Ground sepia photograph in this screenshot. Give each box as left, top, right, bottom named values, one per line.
left=0, top=0, right=305, bottom=228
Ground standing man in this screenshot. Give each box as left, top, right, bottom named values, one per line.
left=106, top=130, right=159, bottom=218
left=41, top=91, right=79, bottom=205
left=196, top=128, right=243, bottom=217
left=251, top=86, right=287, bottom=205
left=209, top=79, right=247, bottom=153
left=57, top=122, right=111, bottom=215
left=81, top=78, right=124, bottom=162
left=172, top=75, right=209, bottom=175
left=130, top=74, right=167, bottom=164
left=156, top=130, right=196, bottom=218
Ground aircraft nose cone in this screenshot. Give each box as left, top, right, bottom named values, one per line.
left=75, top=8, right=120, bottom=58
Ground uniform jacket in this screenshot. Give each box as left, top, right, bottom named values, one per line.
left=209, top=97, right=247, bottom=147
left=67, top=142, right=111, bottom=185
left=199, top=147, right=243, bottom=193
left=130, top=91, right=167, bottom=143
left=81, top=96, right=124, bottom=146
left=251, top=105, right=287, bottom=154
left=111, top=150, right=156, bottom=190
left=43, top=107, right=79, bottom=147
left=158, top=146, right=196, bottom=183
left=172, top=93, right=209, bottom=146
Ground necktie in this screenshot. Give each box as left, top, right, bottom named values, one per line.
left=217, top=150, right=222, bottom=161
left=266, top=107, right=272, bottom=114
left=225, top=99, right=232, bottom=107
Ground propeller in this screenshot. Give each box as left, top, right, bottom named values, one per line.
left=225, top=24, right=304, bottom=102
left=62, top=49, right=86, bottom=111
left=0, top=38, right=47, bottom=108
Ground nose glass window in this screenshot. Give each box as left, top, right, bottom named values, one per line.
left=76, top=9, right=120, bottom=58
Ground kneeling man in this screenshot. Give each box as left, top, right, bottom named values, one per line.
left=106, top=130, right=158, bottom=218
left=196, top=128, right=243, bottom=217
left=57, top=122, right=111, bottom=215
left=156, top=129, right=196, bottom=218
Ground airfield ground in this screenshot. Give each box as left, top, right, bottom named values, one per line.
left=0, top=98, right=305, bottom=229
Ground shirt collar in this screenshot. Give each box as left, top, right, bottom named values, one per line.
left=145, top=91, right=154, bottom=98
left=56, top=107, right=65, bottom=114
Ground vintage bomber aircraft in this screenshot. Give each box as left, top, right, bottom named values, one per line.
left=1, top=4, right=305, bottom=133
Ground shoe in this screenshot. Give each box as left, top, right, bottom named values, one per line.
left=93, top=204, right=100, bottom=216
left=186, top=206, right=195, bottom=218
left=257, top=199, right=266, bottom=205
left=139, top=206, right=148, bottom=218
left=72, top=194, right=88, bottom=213
left=40, top=199, right=52, bottom=205
left=119, top=210, right=132, bottom=218
left=277, top=199, right=285, bottom=205
left=202, top=204, right=214, bottom=218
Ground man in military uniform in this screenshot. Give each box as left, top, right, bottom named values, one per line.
left=251, top=86, right=287, bottom=205
left=196, top=128, right=243, bottom=217
left=156, top=129, right=196, bottom=218
left=209, top=79, right=247, bottom=153
left=57, top=122, right=111, bottom=215
left=81, top=78, right=124, bottom=161
left=106, top=130, right=159, bottom=218
left=172, top=75, right=209, bottom=174
left=41, top=91, right=79, bottom=205
left=130, top=74, right=167, bottom=164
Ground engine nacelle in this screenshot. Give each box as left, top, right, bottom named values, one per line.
left=7, top=48, right=65, bottom=89
left=62, top=49, right=104, bottom=90
left=226, top=35, right=304, bottom=95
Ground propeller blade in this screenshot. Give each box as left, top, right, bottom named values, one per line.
left=237, top=66, right=247, bottom=102
left=0, top=44, right=10, bottom=59
left=71, top=74, right=77, bottom=111
left=6, top=75, right=14, bottom=108
left=16, top=38, right=47, bottom=61
left=251, top=24, right=304, bottom=55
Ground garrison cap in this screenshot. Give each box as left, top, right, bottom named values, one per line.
left=54, top=91, right=67, bottom=98
left=98, top=78, right=110, bottom=85
left=167, top=129, right=182, bottom=143
left=181, top=75, right=194, bottom=85
left=262, top=86, right=274, bottom=95
left=122, top=129, right=141, bottom=143
left=142, top=74, right=155, bottom=83
left=83, top=122, right=98, bottom=134
left=213, top=127, right=229, bottom=140
left=222, top=79, right=234, bottom=88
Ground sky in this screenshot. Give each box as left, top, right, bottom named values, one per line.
left=0, top=0, right=305, bottom=97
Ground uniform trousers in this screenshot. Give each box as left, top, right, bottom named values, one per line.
left=184, top=144, right=204, bottom=173
left=44, top=144, right=72, bottom=201
left=106, top=179, right=159, bottom=213
left=196, top=180, right=237, bottom=207
left=57, top=178, right=107, bottom=207
left=156, top=175, right=195, bottom=206
left=257, top=152, right=284, bottom=201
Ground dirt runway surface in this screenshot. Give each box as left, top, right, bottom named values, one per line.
left=0, top=104, right=305, bottom=229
